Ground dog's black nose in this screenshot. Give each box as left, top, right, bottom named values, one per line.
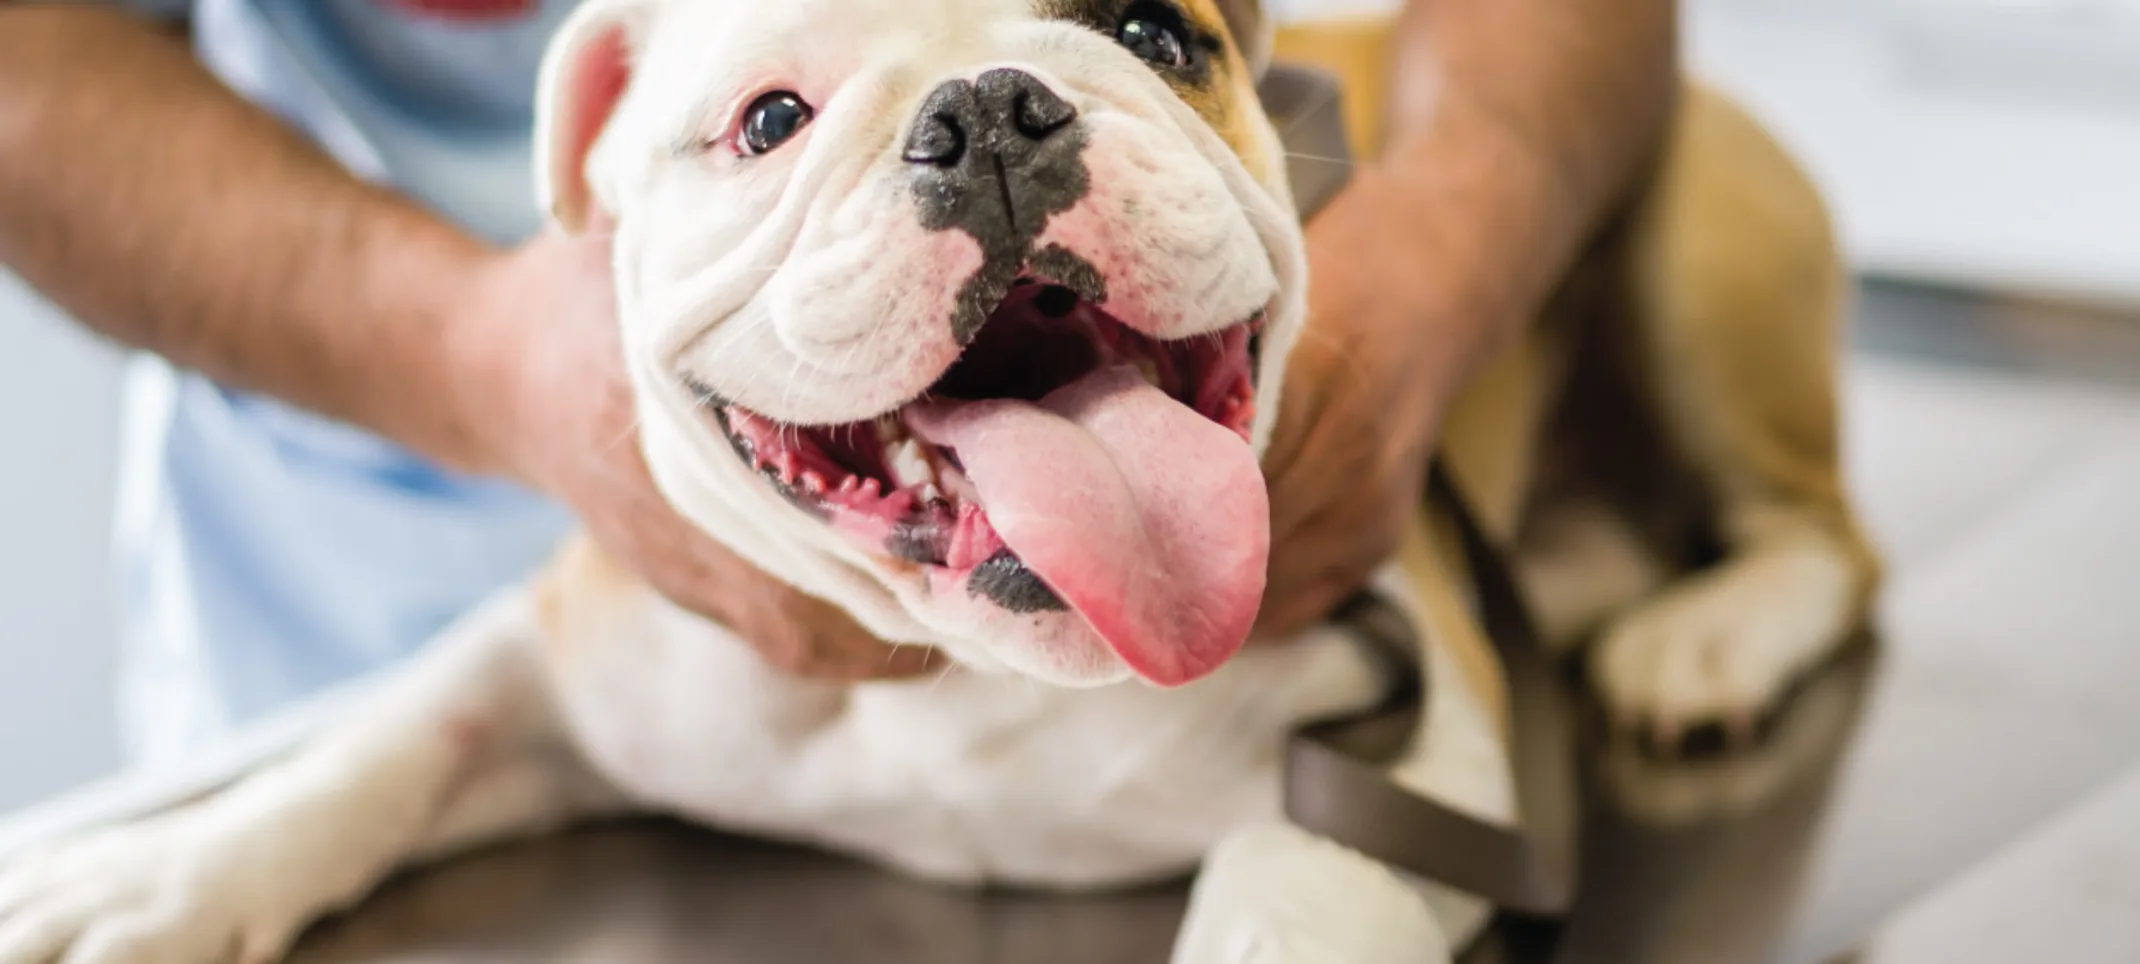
left=906, top=68, right=1092, bottom=345
left=904, top=69, right=1077, bottom=167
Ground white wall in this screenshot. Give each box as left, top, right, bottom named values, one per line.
left=1691, top=0, right=2140, bottom=305
left=0, top=273, right=124, bottom=811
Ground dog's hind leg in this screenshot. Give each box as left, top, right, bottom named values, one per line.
left=0, top=586, right=625, bottom=964
left=1586, top=85, right=1881, bottom=744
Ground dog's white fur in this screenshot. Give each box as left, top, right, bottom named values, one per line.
left=0, top=1, right=1507, bottom=962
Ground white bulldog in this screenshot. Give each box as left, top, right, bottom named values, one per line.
left=0, top=1, right=1508, bottom=962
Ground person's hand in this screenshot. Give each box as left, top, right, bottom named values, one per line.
left=1256, top=165, right=1497, bottom=638
left=462, top=227, right=935, bottom=680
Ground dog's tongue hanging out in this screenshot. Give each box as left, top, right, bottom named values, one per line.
left=908, top=365, right=1269, bottom=687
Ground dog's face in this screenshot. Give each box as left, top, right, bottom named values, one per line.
left=537, top=0, right=1305, bottom=688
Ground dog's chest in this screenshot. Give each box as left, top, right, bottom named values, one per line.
left=542, top=599, right=1386, bottom=888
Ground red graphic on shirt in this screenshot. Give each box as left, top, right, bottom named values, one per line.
left=386, top=0, right=537, bottom=23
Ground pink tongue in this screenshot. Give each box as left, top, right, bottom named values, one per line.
left=908, top=366, right=1268, bottom=686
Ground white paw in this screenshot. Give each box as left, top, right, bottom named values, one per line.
left=1591, top=544, right=1857, bottom=745
left=0, top=809, right=316, bottom=964
left=1593, top=649, right=1868, bottom=826
left=1172, top=822, right=1448, bottom=964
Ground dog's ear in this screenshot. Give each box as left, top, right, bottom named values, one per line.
left=535, top=0, right=650, bottom=234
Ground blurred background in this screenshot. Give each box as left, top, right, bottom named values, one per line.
left=0, top=1, right=2136, bottom=961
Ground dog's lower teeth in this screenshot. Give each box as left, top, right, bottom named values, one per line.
left=1135, top=356, right=1162, bottom=387
left=887, top=438, right=936, bottom=489
left=919, top=482, right=943, bottom=505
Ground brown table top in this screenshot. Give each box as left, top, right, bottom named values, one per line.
left=285, top=645, right=1880, bottom=964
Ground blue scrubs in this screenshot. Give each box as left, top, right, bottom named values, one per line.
left=112, top=0, right=580, bottom=764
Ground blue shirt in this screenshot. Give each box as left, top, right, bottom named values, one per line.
left=115, top=0, right=581, bottom=764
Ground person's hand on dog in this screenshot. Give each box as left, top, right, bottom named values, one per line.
left=1257, top=164, right=1495, bottom=640
left=475, top=228, right=935, bottom=680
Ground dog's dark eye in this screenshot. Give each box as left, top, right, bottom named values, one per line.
left=1117, top=3, right=1189, bottom=68
left=738, top=91, right=814, bottom=155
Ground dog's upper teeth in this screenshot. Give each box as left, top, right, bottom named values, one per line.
left=877, top=413, right=905, bottom=443
left=887, top=438, right=936, bottom=490
left=918, top=482, right=943, bottom=505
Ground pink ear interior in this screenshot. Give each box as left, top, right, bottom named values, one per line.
left=549, top=24, right=633, bottom=232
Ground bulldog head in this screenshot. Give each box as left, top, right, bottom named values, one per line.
left=536, top=0, right=1306, bottom=688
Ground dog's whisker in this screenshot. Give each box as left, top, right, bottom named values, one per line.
left=782, top=357, right=816, bottom=450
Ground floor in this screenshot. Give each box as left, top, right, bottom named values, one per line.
left=1776, top=285, right=2140, bottom=963
left=1844, top=764, right=2140, bottom=964
left=3, top=277, right=2140, bottom=960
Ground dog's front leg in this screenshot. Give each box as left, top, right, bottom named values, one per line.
left=1172, top=822, right=1452, bottom=964
left=0, top=589, right=623, bottom=964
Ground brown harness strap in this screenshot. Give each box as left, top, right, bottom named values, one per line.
left=1284, top=468, right=1579, bottom=918
left=1258, top=63, right=1581, bottom=922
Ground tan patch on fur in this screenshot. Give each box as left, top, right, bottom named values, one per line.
left=1395, top=505, right=1511, bottom=736
left=1175, top=0, right=1288, bottom=193
left=1036, top=1, right=1283, bottom=201
left=1624, top=86, right=1869, bottom=556
left=1209, top=0, right=1268, bottom=74
left=1438, top=325, right=1573, bottom=547
left=531, top=535, right=654, bottom=662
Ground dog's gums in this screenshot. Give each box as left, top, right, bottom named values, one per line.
left=703, top=280, right=1265, bottom=684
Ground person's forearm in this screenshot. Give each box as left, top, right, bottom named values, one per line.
left=0, top=5, right=508, bottom=474
left=1366, top=0, right=1678, bottom=388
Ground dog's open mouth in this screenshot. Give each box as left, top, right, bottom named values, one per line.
left=705, top=281, right=1268, bottom=685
